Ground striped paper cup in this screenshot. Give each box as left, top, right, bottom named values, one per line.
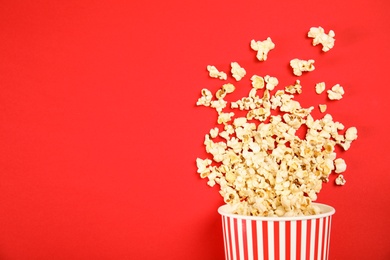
left=218, top=203, right=335, bottom=260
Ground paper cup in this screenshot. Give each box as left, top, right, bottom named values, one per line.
left=218, top=203, right=335, bottom=260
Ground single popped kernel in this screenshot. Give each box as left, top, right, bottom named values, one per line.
left=334, top=158, right=347, bottom=173
left=308, top=26, right=335, bottom=52
left=264, top=75, right=279, bottom=91
left=250, top=37, right=275, bottom=61
left=210, top=127, right=219, bottom=138
left=231, top=62, right=246, bottom=81
left=315, top=82, right=326, bottom=94
left=335, top=174, right=346, bottom=185
left=290, top=59, right=315, bottom=76
left=327, top=84, right=345, bottom=100
left=285, top=80, right=302, bottom=94
left=319, top=104, right=327, bottom=113
left=222, top=83, right=235, bottom=94
left=345, top=127, right=358, bottom=141
left=196, top=88, right=213, bottom=106
left=251, top=75, right=265, bottom=89
left=207, top=65, right=227, bottom=80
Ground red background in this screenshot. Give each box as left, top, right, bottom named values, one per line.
left=1, top=0, right=389, bottom=259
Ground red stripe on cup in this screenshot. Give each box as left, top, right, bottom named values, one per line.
left=296, top=220, right=302, bottom=259
left=262, top=221, right=269, bottom=259
left=242, top=220, right=249, bottom=260
left=326, top=216, right=332, bottom=259
left=252, top=220, right=259, bottom=259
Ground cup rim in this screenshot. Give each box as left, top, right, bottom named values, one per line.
left=218, top=202, right=335, bottom=221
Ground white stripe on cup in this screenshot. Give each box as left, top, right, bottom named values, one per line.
left=256, top=221, right=264, bottom=260
left=268, top=221, right=274, bottom=260
left=309, top=219, right=316, bottom=260
left=317, top=217, right=324, bottom=260
left=230, top=218, right=237, bottom=260
left=246, top=220, right=254, bottom=260
left=237, top=220, right=244, bottom=260
left=323, top=216, right=329, bottom=260
left=300, top=220, right=307, bottom=260
left=224, top=216, right=231, bottom=260
left=279, top=221, right=286, bottom=260
left=290, top=220, right=297, bottom=260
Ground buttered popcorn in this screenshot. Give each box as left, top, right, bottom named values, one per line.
left=196, top=28, right=358, bottom=217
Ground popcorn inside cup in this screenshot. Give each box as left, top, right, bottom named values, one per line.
left=196, top=27, right=357, bottom=217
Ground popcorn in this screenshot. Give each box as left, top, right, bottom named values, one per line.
left=196, top=31, right=357, bottom=217
left=335, top=174, right=346, bottom=185
left=264, top=75, right=279, bottom=91
left=290, top=58, right=315, bottom=76
left=210, top=127, right=219, bottom=138
left=285, top=80, right=302, bottom=94
left=216, top=83, right=236, bottom=100
left=207, top=65, right=227, bottom=80
left=196, top=88, right=213, bottom=106
left=250, top=37, right=275, bottom=61
left=308, top=26, right=335, bottom=52
left=327, top=84, right=345, bottom=100
left=315, top=82, right=326, bottom=94
left=345, top=127, right=358, bottom=141
left=218, top=112, right=235, bottom=124
left=231, top=62, right=246, bottom=81
left=251, top=75, right=265, bottom=89
left=222, top=83, right=235, bottom=94
left=319, top=104, right=327, bottom=113
left=196, top=158, right=212, bottom=178
left=334, top=158, right=347, bottom=173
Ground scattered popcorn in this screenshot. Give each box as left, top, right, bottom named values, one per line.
left=210, top=127, right=219, bottom=138
left=290, top=58, right=315, bottom=76
left=250, top=37, right=275, bottom=61
left=251, top=75, right=265, bottom=89
left=196, top=88, right=213, bottom=106
left=196, top=32, right=357, bottom=217
left=315, top=82, right=326, bottom=94
left=335, top=174, right=346, bottom=185
left=264, top=75, right=279, bottom=91
left=217, top=112, right=235, bottom=124
left=222, top=83, right=235, bottom=94
left=207, top=65, right=227, bottom=80
left=210, top=99, right=227, bottom=113
left=327, top=84, right=345, bottom=100
left=196, top=158, right=212, bottom=178
left=334, top=158, right=347, bottom=173
left=231, top=62, right=246, bottom=81
left=345, top=127, right=358, bottom=141
left=319, top=104, right=327, bottom=113
left=285, top=80, right=302, bottom=94
left=308, top=26, right=335, bottom=52
left=216, top=83, right=236, bottom=100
